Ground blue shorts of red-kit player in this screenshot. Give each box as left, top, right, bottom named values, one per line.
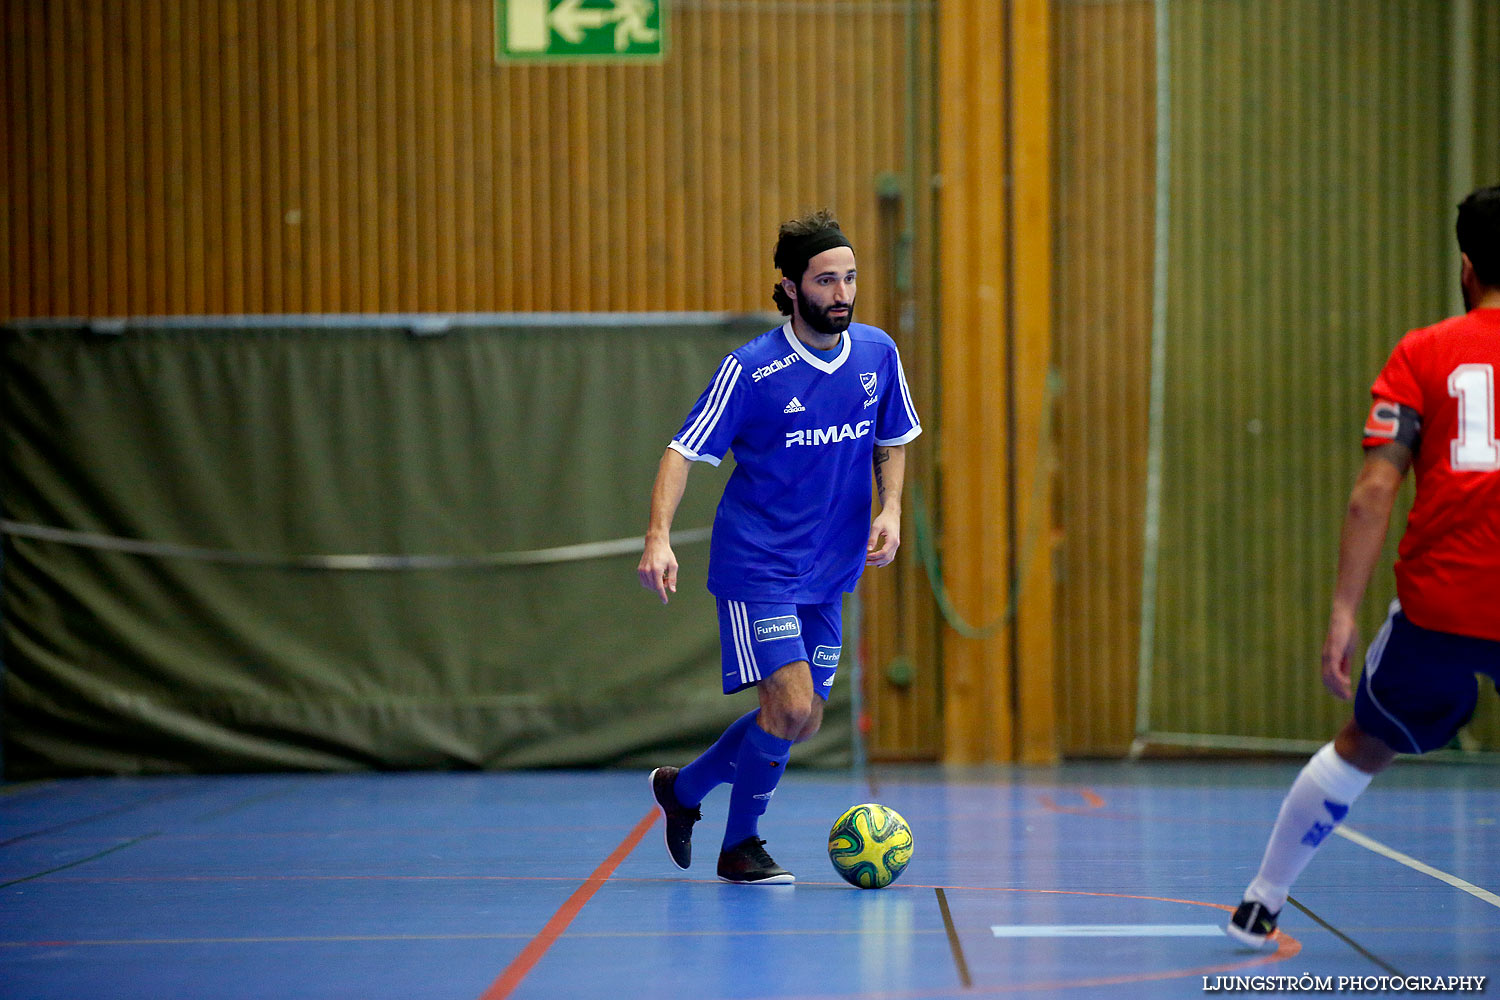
left=715, top=598, right=842, bottom=698
left=1355, top=599, right=1500, bottom=755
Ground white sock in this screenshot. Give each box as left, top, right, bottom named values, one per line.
left=1243, top=742, right=1374, bottom=912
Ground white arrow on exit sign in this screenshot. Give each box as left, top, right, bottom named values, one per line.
left=549, top=0, right=613, bottom=44
left=499, top=0, right=662, bottom=59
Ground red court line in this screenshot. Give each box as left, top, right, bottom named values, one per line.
left=1036, top=787, right=1105, bottom=814
left=476, top=807, right=658, bottom=1000
left=39, top=874, right=630, bottom=884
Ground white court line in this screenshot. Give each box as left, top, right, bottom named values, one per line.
left=1336, top=825, right=1500, bottom=909
left=990, top=925, right=1223, bottom=938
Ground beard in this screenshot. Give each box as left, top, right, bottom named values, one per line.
left=800, top=297, right=854, bottom=335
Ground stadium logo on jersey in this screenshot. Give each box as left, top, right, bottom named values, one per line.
left=812, top=645, right=841, bottom=668
left=861, top=372, right=878, bottom=397
left=752, top=352, right=800, bottom=382
left=784, top=420, right=873, bottom=448
left=753, top=615, right=801, bottom=642
left=784, top=397, right=806, bottom=413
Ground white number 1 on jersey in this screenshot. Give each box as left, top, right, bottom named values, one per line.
left=1448, top=363, right=1500, bottom=471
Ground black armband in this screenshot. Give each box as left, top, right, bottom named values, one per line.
left=1363, top=399, right=1421, bottom=452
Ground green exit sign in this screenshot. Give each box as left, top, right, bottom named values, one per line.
left=495, top=0, right=666, bottom=63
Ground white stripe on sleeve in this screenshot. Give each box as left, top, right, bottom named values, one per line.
left=681, top=356, right=743, bottom=453
left=667, top=440, right=722, bottom=467
left=895, top=352, right=920, bottom=430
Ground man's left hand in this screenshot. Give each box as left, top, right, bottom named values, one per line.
left=866, top=509, right=901, bottom=568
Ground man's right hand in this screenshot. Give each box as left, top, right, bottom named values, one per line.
left=638, top=536, right=679, bottom=604
left=1321, top=608, right=1359, bottom=701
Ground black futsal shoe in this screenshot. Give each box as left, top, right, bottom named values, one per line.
left=716, top=837, right=795, bottom=885
left=1225, top=899, right=1279, bottom=947
left=649, top=766, right=700, bottom=870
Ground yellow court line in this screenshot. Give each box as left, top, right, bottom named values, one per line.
left=1336, top=825, right=1500, bottom=909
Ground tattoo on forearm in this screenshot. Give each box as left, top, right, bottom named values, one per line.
left=874, top=448, right=890, bottom=503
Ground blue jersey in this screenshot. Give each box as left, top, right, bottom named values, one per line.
left=670, top=321, right=922, bottom=603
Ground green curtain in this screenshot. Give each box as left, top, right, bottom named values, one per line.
left=2, top=315, right=853, bottom=777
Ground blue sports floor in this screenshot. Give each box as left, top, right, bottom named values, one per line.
left=2, top=762, right=1496, bottom=999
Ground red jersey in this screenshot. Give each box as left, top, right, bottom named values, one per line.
left=1362, top=307, right=1500, bottom=641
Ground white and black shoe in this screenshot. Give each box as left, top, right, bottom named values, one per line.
left=1225, top=899, right=1279, bottom=947
left=649, top=766, right=700, bottom=870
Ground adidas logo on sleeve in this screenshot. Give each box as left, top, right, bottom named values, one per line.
left=783, top=397, right=805, bottom=413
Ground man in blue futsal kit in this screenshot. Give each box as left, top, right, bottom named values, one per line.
left=636, top=210, right=921, bottom=884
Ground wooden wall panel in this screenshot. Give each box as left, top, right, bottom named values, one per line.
left=1012, top=0, right=1054, bottom=765
left=1051, top=0, right=1154, bottom=756
left=936, top=0, right=1009, bottom=765
left=1051, top=0, right=1485, bottom=756
left=854, top=4, right=943, bottom=764
left=1148, top=0, right=1454, bottom=748
left=1, top=0, right=930, bottom=319
left=936, top=0, right=1055, bottom=764
left=1476, top=2, right=1499, bottom=188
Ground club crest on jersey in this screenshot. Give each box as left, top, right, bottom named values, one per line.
left=752, top=352, right=800, bottom=382
left=861, top=372, right=878, bottom=397
left=785, top=420, right=873, bottom=448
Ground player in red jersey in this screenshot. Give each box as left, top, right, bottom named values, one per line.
left=1226, top=185, right=1500, bottom=947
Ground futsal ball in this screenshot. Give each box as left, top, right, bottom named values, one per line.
left=827, top=803, right=914, bottom=889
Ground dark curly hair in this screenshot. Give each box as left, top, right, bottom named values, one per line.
left=771, top=209, right=847, bottom=316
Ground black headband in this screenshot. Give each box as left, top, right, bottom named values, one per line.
left=776, top=229, right=853, bottom=279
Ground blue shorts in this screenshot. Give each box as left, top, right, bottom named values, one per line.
left=714, top=598, right=843, bottom=699
left=1355, top=599, right=1500, bottom=755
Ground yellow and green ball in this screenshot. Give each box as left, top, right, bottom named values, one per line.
left=827, top=803, right=914, bottom=889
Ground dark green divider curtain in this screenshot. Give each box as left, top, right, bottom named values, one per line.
left=1, top=316, right=853, bottom=778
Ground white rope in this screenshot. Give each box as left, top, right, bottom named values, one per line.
left=0, top=520, right=710, bottom=571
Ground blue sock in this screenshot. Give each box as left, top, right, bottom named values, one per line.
left=722, top=722, right=793, bottom=850
left=674, top=709, right=759, bottom=808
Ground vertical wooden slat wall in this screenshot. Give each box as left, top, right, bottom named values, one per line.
left=1149, top=0, right=1458, bottom=747
left=1477, top=3, right=1500, bottom=187
left=936, top=0, right=1009, bottom=764
left=1010, top=0, right=1055, bottom=765
left=855, top=4, right=944, bottom=764
left=1051, top=0, right=1154, bottom=756
left=936, top=0, right=1055, bottom=764
left=1050, top=0, right=1494, bottom=757
left=2, top=0, right=930, bottom=319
